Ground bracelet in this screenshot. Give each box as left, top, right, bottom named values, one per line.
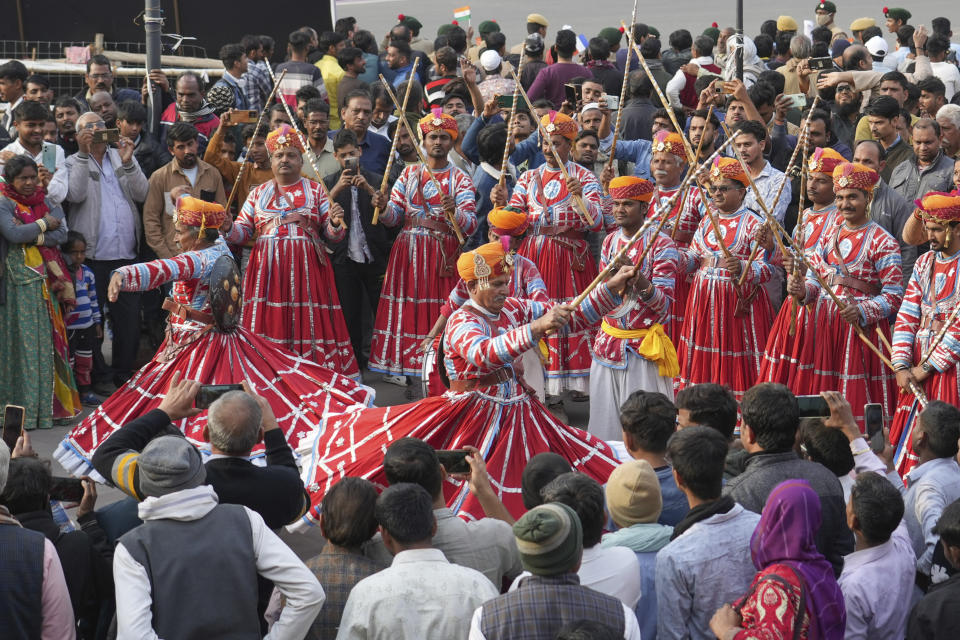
left=640, top=283, right=655, bottom=301
left=36, top=232, right=44, bottom=246
left=36, top=218, right=47, bottom=233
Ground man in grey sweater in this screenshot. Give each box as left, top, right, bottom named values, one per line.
left=723, top=383, right=855, bottom=576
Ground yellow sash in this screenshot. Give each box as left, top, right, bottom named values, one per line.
left=601, top=320, right=679, bottom=378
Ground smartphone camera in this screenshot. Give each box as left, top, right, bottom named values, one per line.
left=195, top=384, right=244, bottom=410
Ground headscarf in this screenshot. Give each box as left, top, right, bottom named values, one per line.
left=750, top=479, right=846, bottom=639
left=723, top=35, right=766, bottom=88
left=176, top=99, right=216, bottom=124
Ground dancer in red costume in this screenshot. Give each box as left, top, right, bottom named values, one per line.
left=297, top=241, right=638, bottom=525
left=223, top=124, right=359, bottom=377
left=891, top=191, right=960, bottom=474
left=369, top=111, right=477, bottom=382
left=55, top=196, right=373, bottom=477
left=646, top=130, right=705, bottom=343
left=769, top=162, right=902, bottom=427
left=759, top=147, right=843, bottom=386
left=421, top=207, right=549, bottom=399
left=677, top=157, right=774, bottom=403
left=588, top=176, right=680, bottom=441
left=507, top=111, right=604, bottom=398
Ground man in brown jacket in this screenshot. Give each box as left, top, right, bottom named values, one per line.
left=142, top=122, right=225, bottom=259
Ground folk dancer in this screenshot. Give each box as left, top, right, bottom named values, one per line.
left=297, top=242, right=638, bottom=522
left=759, top=147, right=844, bottom=386
left=421, top=206, right=550, bottom=400
left=223, top=124, right=359, bottom=376
left=890, top=191, right=960, bottom=474
left=588, top=176, right=680, bottom=441
left=56, top=196, right=373, bottom=476
left=677, top=157, right=774, bottom=403
left=508, top=111, right=604, bottom=400
left=368, top=112, right=478, bottom=386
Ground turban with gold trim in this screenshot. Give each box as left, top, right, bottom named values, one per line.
left=710, top=156, right=749, bottom=186
left=457, top=241, right=514, bottom=288
left=540, top=111, right=578, bottom=141
left=832, top=162, right=880, bottom=193
left=265, top=124, right=305, bottom=154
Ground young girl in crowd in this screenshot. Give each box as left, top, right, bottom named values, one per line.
left=61, top=231, right=102, bottom=406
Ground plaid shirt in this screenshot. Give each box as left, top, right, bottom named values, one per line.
left=244, top=60, right=272, bottom=112
left=305, top=544, right=385, bottom=640
left=474, top=573, right=629, bottom=640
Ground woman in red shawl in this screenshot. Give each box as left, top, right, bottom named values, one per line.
left=710, top=479, right=846, bottom=639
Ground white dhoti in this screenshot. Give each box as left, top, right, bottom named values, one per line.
left=587, top=352, right=675, bottom=441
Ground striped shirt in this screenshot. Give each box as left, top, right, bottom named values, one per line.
left=64, top=264, right=101, bottom=330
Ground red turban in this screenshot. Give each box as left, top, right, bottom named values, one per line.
left=419, top=111, right=459, bottom=141
left=609, top=176, right=655, bottom=202
left=832, top=162, right=880, bottom=193
left=540, top=111, right=578, bottom=141
left=265, top=124, right=305, bottom=154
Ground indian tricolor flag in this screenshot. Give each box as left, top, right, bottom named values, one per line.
left=453, top=6, right=471, bottom=22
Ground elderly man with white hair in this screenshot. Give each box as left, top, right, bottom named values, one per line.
left=937, top=103, right=960, bottom=160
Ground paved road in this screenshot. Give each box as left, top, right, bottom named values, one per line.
left=334, top=0, right=956, bottom=55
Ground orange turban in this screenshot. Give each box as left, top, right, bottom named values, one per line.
left=609, top=176, right=655, bottom=202
left=807, top=147, right=846, bottom=176
left=265, top=124, right=305, bottom=154
left=456, top=241, right=514, bottom=288
left=916, top=191, right=960, bottom=223
left=419, top=111, right=459, bottom=141
left=710, top=157, right=749, bottom=186
left=487, top=207, right=530, bottom=236
left=652, top=130, right=686, bottom=159
left=540, top=111, right=578, bottom=141
left=832, top=162, right=879, bottom=193
left=174, top=196, right=226, bottom=236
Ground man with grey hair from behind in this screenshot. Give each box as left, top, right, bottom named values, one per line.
left=936, top=103, right=960, bottom=160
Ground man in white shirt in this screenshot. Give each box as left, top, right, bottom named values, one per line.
left=338, top=482, right=498, bottom=640
left=927, top=35, right=960, bottom=101
left=366, top=437, right=523, bottom=587
left=0, top=100, right=66, bottom=205
left=510, top=472, right=642, bottom=610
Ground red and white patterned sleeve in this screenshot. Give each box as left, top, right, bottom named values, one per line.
left=446, top=308, right=539, bottom=368
left=892, top=255, right=926, bottom=369
left=314, top=181, right=346, bottom=242
left=114, top=251, right=208, bottom=292
left=857, top=227, right=903, bottom=325
left=451, top=169, right=478, bottom=237
left=380, top=164, right=412, bottom=227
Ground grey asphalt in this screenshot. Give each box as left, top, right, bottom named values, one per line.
left=333, top=0, right=956, bottom=54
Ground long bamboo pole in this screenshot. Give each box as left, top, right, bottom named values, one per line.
left=497, top=53, right=526, bottom=188
left=372, top=57, right=420, bottom=224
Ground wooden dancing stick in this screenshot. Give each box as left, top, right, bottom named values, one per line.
left=876, top=327, right=894, bottom=356
left=372, top=57, right=420, bottom=225
left=672, top=105, right=715, bottom=242
left=606, top=1, right=640, bottom=183
left=789, top=112, right=816, bottom=334
left=569, top=136, right=736, bottom=308
left=510, top=70, right=596, bottom=227
left=224, top=69, right=287, bottom=215
left=498, top=53, right=525, bottom=188
left=264, top=62, right=344, bottom=227
left=622, top=22, right=696, bottom=163
left=918, top=301, right=960, bottom=369
left=379, top=76, right=466, bottom=245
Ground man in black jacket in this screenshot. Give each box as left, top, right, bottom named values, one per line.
left=91, top=373, right=309, bottom=530
left=723, top=383, right=855, bottom=576
left=324, top=128, right=392, bottom=371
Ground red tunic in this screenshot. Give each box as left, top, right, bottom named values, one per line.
left=54, top=240, right=374, bottom=477
left=890, top=248, right=960, bottom=475
left=760, top=204, right=839, bottom=387
left=509, top=161, right=604, bottom=394
left=227, top=178, right=358, bottom=376
left=777, top=220, right=903, bottom=427
left=647, top=183, right=706, bottom=344
left=297, top=287, right=623, bottom=525
left=677, top=205, right=774, bottom=402
left=369, top=163, right=477, bottom=376
left=592, top=227, right=679, bottom=368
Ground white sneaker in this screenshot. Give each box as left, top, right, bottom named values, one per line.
left=382, top=374, right=409, bottom=387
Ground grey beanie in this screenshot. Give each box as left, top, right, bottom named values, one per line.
left=138, top=436, right=207, bottom=498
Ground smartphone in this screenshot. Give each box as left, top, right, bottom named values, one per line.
left=232, top=109, right=259, bottom=123
left=719, top=81, right=735, bottom=95
left=863, top=403, right=885, bottom=453
left=496, top=94, right=515, bottom=109
left=808, top=56, right=834, bottom=71
left=2, top=404, right=25, bottom=451
left=41, top=142, right=57, bottom=172
left=435, top=449, right=471, bottom=474
left=784, top=93, right=807, bottom=110
left=344, top=156, right=360, bottom=174
left=796, top=395, right=830, bottom=418
left=564, top=83, right=581, bottom=105
left=49, top=476, right=85, bottom=502
left=92, top=128, right=120, bottom=144
left=195, top=383, right=243, bottom=410
left=604, top=95, right=620, bottom=111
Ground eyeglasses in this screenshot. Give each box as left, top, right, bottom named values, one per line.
left=836, top=85, right=854, bottom=94
left=80, top=121, right=107, bottom=130
left=708, top=185, right=740, bottom=194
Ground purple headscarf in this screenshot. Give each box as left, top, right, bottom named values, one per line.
left=750, top=479, right=846, bottom=640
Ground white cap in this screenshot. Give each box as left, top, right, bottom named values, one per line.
left=865, top=35, right=888, bottom=57
left=580, top=102, right=601, bottom=114
left=480, top=50, right=502, bottom=71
